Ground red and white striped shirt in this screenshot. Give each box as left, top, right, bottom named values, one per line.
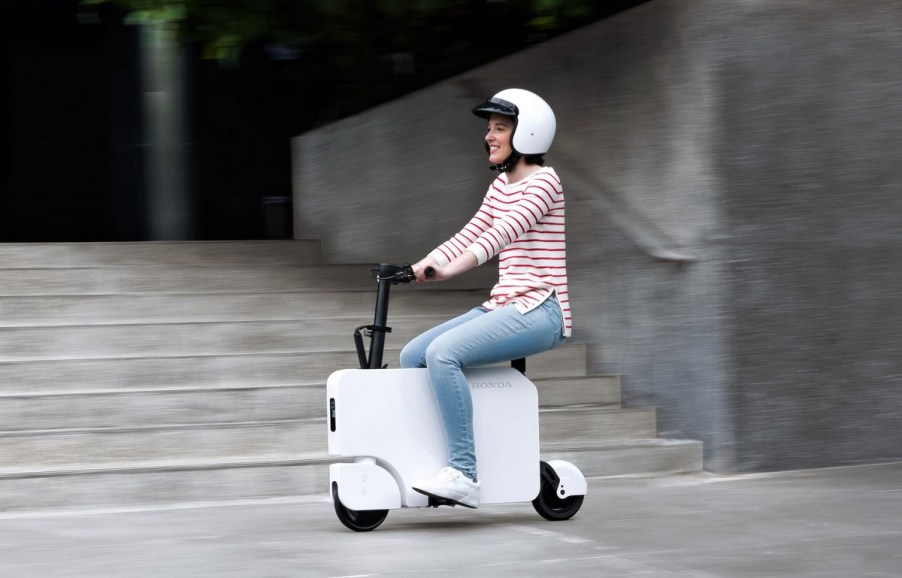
left=429, top=167, right=572, bottom=337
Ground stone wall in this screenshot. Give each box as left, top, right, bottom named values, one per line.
left=716, top=1, right=902, bottom=470
left=292, top=0, right=902, bottom=472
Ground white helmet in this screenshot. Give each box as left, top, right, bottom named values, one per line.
left=472, top=88, right=556, bottom=156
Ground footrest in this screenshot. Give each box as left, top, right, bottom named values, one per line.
left=427, top=495, right=460, bottom=508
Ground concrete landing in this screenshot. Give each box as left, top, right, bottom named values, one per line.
left=0, top=462, right=899, bottom=577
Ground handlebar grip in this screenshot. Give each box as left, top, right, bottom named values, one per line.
left=424, top=266, right=436, bottom=278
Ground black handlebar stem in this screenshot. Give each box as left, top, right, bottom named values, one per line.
left=371, top=263, right=416, bottom=284
left=357, top=263, right=415, bottom=369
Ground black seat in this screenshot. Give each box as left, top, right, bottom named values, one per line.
left=511, top=357, right=526, bottom=375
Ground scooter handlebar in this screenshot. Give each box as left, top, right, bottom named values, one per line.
left=370, top=263, right=436, bottom=284
left=371, top=263, right=416, bottom=284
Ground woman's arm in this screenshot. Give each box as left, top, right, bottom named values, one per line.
left=413, top=250, right=477, bottom=282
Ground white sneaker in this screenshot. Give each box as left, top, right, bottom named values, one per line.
left=412, top=466, right=481, bottom=508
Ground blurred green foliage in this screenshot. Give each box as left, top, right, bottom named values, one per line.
left=81, top=0, right=610, bottom=65
left=77, top=0, right=644, bottom=129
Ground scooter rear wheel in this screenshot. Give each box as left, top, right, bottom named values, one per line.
left=532, top=462, right=584, bottom=521
left=331, top=482, right=389, bottom=531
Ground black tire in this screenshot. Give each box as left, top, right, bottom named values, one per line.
left=532, top=462, right=584, bottom=521
left=331, top=482, right=389, bottom=532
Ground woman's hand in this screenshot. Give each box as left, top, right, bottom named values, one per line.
left=413, top=252, right=477, bottom=283
left=411, top=258, right=439, bottom=283
left=415, top=264, right=445, bottom=282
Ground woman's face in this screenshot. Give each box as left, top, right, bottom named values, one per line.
left=485, top=113, right=515, bottom=165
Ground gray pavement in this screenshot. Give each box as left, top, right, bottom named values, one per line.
left=0, top=462, right=900, bottom=577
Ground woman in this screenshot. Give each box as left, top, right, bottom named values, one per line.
left=401, top=88, right=571, bottom=509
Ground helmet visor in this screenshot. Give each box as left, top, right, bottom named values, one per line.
left=472, top=97, right=519, bottom=119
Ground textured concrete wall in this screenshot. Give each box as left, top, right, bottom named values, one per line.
left=292, top=0, right=902, bottom=472
left=717, top=1, right=902, bottom=470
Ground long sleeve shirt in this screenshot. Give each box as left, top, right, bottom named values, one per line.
left=429, top=166, right=572, bottom=337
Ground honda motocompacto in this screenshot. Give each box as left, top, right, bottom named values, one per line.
left=327, top=263, right=586, bottom=531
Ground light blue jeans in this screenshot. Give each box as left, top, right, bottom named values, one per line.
left=399, top=296, right=568, bottom=481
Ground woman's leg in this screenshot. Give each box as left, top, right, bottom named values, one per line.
left=399, top=307, right=487, bottom=369
left=424, top=297, right=567, bottom=481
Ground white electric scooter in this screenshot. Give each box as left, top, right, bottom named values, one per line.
left=327, top=263, right=587, bottom=531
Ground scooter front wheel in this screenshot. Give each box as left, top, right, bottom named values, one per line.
left=332, top=482, right=389, bottom=531
left=532, top=462, right=584, bottom=521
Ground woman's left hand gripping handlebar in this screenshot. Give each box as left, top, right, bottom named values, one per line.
left=412, top=251, right=477, bottom=283
left=411, top=260, right=438, bottom=283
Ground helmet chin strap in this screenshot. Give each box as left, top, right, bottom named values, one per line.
left=490, top=153, right=521, bottom=173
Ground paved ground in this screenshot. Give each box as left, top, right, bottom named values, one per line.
left=0, top=462, right=900, bottom=577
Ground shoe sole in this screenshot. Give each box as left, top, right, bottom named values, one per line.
left=412, top=486, right=479, bottom=509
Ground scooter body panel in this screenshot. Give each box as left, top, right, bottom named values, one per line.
left=545, top=459, right=588, bottom=498
left=327, top=366, right=540, bottom=509
left=329, top=462, right=402, bottom=510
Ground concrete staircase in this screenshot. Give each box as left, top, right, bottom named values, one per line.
left=0, top=241, right=701, bottom=511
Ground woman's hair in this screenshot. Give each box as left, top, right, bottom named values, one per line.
left=524, top=154, right=546, bottom=166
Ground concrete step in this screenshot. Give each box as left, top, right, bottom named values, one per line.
left=0, top=403, right=650, bottom=469
left=540, top=407, right=657, bottom=442
left=534, top=375, right=621, bottom=408
left=0, top=240, right=324, bottom=268
left=0, top=384, right=324, bottom=431
left=0, top=316, right=460, bottom=361
left=541, top=438, right=704, bottom=478
left=0, top=455, right=333, bottom=511
left=0, top=439, right=703, bottom=511
left=0, top=343, right=590, bottom=391
left=1, top=374, right=621, bottom=431
left=0, top=290, right=484, bottom=327
left=0, top=351, right=358, bottom=393
left=0, top=263, right=498, bottom=296
left=0, top=420, right=326, bottom=468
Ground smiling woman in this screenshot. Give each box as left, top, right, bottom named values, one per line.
left=400, top=89, right=571, bottom=509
